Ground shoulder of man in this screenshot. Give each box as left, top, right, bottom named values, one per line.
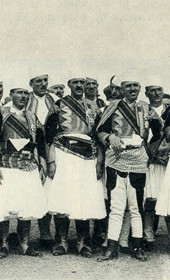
left=137, top=100, right=150, bottom=113
left=46, top=92, right=54, bottom=103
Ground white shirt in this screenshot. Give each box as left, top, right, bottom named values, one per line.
left=33, top=94, right=49, bottom=125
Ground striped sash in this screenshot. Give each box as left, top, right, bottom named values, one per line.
left=117, top=100, right=140, bottom=135
left=61, top=96, right=87, bottom=125
left=5, top=114, right=31, bottom=139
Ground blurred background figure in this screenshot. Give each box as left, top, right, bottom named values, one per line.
left=162, top=93, right=170, bottom=105
left=103, top=75, right=123, bottom=106
left=48, top=84, right=65, bottom=102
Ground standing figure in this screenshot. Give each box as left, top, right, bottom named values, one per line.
left=45, top=77, right=106, bottom=257
left=0, top=88, right=48, bottom=258
left=103, top=78, right=131, bottom=253
left=97, top=80, right=149, bottom=261
left=82, top=77, right=106, bottom=249
left=143, top=85, right=170, bottom=250
left=28, top=74, right=54, bottom=248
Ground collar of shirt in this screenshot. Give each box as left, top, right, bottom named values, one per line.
left=33, top=93, right=46, bottom=102
left=151, top=104, right=164, bottom=117
left=10, top=105, right=25, bottom=115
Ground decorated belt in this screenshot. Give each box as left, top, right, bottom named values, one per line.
left=0, top=150, right=37, bottom=171
left=54, top=135, right=97, bottom=160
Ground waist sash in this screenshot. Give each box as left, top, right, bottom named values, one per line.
left=0, top=150, right=37, bottom=171
left=54, top=135, right=96, bottom=160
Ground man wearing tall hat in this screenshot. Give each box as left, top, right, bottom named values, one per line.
left=45, top=77, right=106, bottom=257
left=97, top=80, right=149, bottom=261
left=143, top=85, right=170, bottom=251
left=27, top=74, right=54, bottom=248
left=0, top=87, right=48, bottom=258
left=103, top=79, right=124, bottom=105
left=48, top=84, right=65, bottom=102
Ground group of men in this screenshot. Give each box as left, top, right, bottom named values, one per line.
left=0, top=74, right=169, bottom=262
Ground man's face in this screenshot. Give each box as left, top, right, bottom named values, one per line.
left=110, top=87, right=123, bottom=100
left=49, top=85, right=64, bottom=98
left=122, top=81, right=141, bottom=102
left=146, top=86, right=164, bottom=105
left=11, top=89, right=29, bottom=109
left=0, top=83, right=3, bottom=100
left=85, top=80, right=98, bottom=99
left=30, top=75, right=48, bottom=97
left=69, top=79, right=85, bottom=99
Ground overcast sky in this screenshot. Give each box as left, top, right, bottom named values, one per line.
left=0, top=0, right=170, bottom=100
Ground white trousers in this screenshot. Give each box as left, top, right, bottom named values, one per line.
left=108, top=174, right=143, bottom=241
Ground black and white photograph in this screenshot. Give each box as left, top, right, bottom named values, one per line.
left=0, top=1, right=170, bottom=279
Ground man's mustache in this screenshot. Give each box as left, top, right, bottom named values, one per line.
left=76, top=86, right=83, bottom=91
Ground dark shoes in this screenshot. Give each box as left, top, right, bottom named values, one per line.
left=97, top=248, right=118, bottom=262
left=0, top=247, right=9, bottom=258
left=97, top=240, right=118, bottom=262
left=18, top=245, right=43, bottom=257
left=133, top=248, right=147, bottom=262
left=52, top=243, right=68, bottom=256
left=79, top=246, right=92, bottom=258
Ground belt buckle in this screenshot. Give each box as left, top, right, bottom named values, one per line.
left=21, top=150, right=31, bottom=159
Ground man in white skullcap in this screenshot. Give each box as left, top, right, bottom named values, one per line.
left=144, top=85, right=170, bottom=251
left=0, top=87, right=48, bottom=258
left=97, top=80, right=149, bottom=261
left=45, top=77, right=106, bottom=258
left=28, top=74, right=54, bottom=249
left=48, top=84, right=65, bottom=102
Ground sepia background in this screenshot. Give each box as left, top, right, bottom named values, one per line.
left=0, top=0, right=170, bottom=100
left=0, top=1, right=170, bottom=280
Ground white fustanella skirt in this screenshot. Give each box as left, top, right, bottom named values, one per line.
left=0, top=167, right=48, bottom=220
left=144, top=164, right=166, bottom=199
left=45, top=147, right=106, bottom=220
left=156, top=158, right=170, bottom=216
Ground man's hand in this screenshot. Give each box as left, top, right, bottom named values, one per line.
left=47, top=161, right=56, bottom=179
left=0, top=170, right=3, bottom=185
left=96, top=162, right=104, bottom=180
left=108, top=134, right=124, bottom=153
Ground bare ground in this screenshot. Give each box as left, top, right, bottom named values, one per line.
left=0, top=218, right=170, bottom=280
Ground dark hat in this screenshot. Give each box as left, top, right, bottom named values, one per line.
left=103, top=75, right=121, bottom=96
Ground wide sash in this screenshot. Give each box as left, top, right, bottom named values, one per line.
left=117, top=100, right=140, bottom=135
left=61, top=96, right=87, bottom=125
left=4, top=114, right=31, bottom=139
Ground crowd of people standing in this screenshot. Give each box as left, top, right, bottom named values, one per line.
left=0, top=74, right=169, bottom=262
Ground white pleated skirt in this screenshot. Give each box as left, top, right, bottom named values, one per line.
left=45, top=148, right=106, bottom=220
left=156, top=159, right=170, bottom=216
left=0, top=167, right=48, bottom=220
left=144, top=164, right=166, bottom=199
